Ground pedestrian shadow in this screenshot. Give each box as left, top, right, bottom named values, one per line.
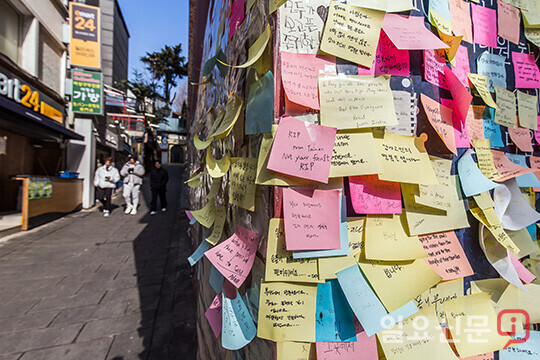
left=106, top=164, right=197, bottom=360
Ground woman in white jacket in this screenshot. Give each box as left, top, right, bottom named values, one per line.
left=120, top=155, right=145, bottom=215
left=93, top=157, right=120, bottom=217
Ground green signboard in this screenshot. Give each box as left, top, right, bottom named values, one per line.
left=72, top=69, right=103, bottom=114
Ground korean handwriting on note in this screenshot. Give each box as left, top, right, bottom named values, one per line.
left=279, top=0, right=328, bottom=54
left=230, top=157, right=257, bottom=211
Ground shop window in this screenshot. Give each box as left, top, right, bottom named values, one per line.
left=0, top=0, right=20, bottom=63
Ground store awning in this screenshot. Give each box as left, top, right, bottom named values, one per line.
left=0, top=96, right=83, bottom=141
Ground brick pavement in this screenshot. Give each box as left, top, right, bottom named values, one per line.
left=0, top=165, right=197, bottom=360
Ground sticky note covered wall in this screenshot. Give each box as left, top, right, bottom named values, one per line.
left=187, top=0, right=540, bottom=358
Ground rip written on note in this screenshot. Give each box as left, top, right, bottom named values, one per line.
left=283, top=188, right=341, bottom=251
left=419, top=232, right=474, bottom=280
left=204, top=225, right=261, bottom=288
left=319, top=74, right=398, bottom=130
left=267, top=117, right=337, bottom=183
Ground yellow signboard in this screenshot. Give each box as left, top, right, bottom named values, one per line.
left=70, top=3, right=101, bottom=69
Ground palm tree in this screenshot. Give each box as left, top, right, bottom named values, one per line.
left=141, top=44, right=188, bottom=105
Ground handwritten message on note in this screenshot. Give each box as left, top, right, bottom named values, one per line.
left=382, top=14, right=449, bottom=50
left=329, top=133, right=382, bottom=178
left=283, top=188, right=341, bottom=251
left=452, top=45, right=471, bottom=87
left=319, top=75, right=398, bottom=130
left=316, top=321, right=378, bottom=360
left=467, top=73, right=498, bottom=109
left=281, top=52, right=335, bottom=110
left=375, top=133, right=438, bottom=185
left=205, top=291, right=223, bottom=338
left=448, top=0, right=472, bottom=43
left=508, top=127, right=534, bottom=152
left=498, top=0, right=521, bottom=44
left=279, top=0, right=328, bottom=54
left=205, top=225, right=260, bottom=287
left=347, top=217, right=366, bottom=256
left=421, top=94, right=457, bottom=154
left=349, top=175, right=402, bottom=214
left=512, top=52, right=540, bottom=88
left=471, top=4, right=497, bottom=48
left=477, top=52, right=507, bottom=92
left=424, top=49, right=449, bottom=90
left=387, top=91, right=416, bottom=136
left=267, top=117, right=337, bottom=183
left=230, top=157, right=257, bottom=211
left=494, top=85, right=517, bottom=129
left=265, top=218, right=320, bottom=283
left=414, top=279, right=463, bottom=323
left=222, top=293, right=257, bottom=350
left=315, top=280, right=356, bottom=342
left=357, top=30, right=410, bottom=76
left=277, top=342, right=317, bottom=360
left=320, top=1, right=384, bottom=68
left=517, top=90, right=538, bottom=130
left=257, top=282, right=317, bottom=342
left=419, top=231, right=474, bottom=280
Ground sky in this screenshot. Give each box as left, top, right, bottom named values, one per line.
left=117, top=0, right=189, bottom=80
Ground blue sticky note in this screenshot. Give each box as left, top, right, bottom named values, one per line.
left=209, top=264, right=225, bottom=293
left=316, top=280, right=357, bottom=342
left=336, top=264, right=418, bottom=337
left=188, top=239, right=212, bottom=266
left=222, top=293, right=257, bottom=350
left=527, top=223, right=537, bottom=242
left=505, top=154, right=540, bottom=187
left=483, top=108, right=505, bottom=147
left=429, top=0, right=452, bottom=23
left=245, top=71, right=274, bottom=135
left=500, top=330, right=540, bottom=360
left=189, top=217, right=197, bottom=225
left=477, top=52, right=507, bottom=92
left=457, top=150, right=499, bottom=197
left=293, top=196, right=351, bottom=259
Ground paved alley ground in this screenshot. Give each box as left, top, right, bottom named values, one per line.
left=0, top=165, right=197, bottom=360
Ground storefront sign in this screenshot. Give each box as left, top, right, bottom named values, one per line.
left=72, top=69, right=103, bottom=114
left=105, top=129, right=118, bottom=148
left=0, top=65, right=64, bottom=123
left=69, top=3, right=101, bottom=69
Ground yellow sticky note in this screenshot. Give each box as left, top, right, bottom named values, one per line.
left=473, top=191, right=495, bottom=210
left=498, top=283, right=540, bottom=324
left=208, top=95, right=243, bottom=139
left=348, top=0, right=414, bottom=12
left=416, top=156, right=454, bottom=211
left=524, top=26, right=540, bottom=46
left=206, top=147, right=231, bottom=178
left=191, top=200, right=216, bottom=228
left=206, top=177, right=222, bottom=200
left=494, top=85, right=517, bottom=129
left=206, top=206, right=226, bottom=245
left=318, top=255, right=358, bottom=281
left=431, top=10, right=453, bottom=35
left=320, top=1, right=384, bottom=67
left=269, top=0, right=287, bottom=14
left=218, top=25, right=271, bottom=68
left=265, top=218, right=320, bottom=283
left=401, top=177, right=470, bottom=236
left=319, top=75, right=398, bottom=129
left=193, top=135, right=214, bottom=150
left=506, top=228, right=539, bottom=258
left=413, top=279, right=463, bottom=323
left=276, top=342, right=316, bottom=360
left=377, top=307, right=460, bottom=360
left=444, top=293, right=511, bottom=358
left=255, top=129, right=307, bottom=186
left=258, top=282, right=317, bottom=342
left=472, top=139, right=500, bottom=180
left=470, top=207, right=520, bottom=254
left=347, top=217, right=366, bottom=256
left=365, top=214, right=428, bottom=261
left=375, top=133, right=439, bottom=186
left=467, top=73, right=498, bottom=109
left=358, top=258, right=442, bottom=312
left=521, top=259, right=540, bottom=284
left=517, top=90, right=538, bottom=130
left=230, top=158, right=257, bottom=211
left=329, top=132, right=382, bottom=177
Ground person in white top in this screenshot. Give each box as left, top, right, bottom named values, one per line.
left=93, top=157, right=120, bottom=217
left=120, top=155, right=145, bottom=215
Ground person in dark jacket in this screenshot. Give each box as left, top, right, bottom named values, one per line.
left=150, top=159, right=169, bottom=215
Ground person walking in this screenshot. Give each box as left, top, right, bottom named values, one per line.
left=93, top=157, right=120, bottom=217
left=149, top=159, right=169, bottom=215
left=121, top=155, right=145, bottom=215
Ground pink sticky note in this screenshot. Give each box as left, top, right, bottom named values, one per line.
left=512, top=52, right=540, bottom=89
left=419, top=231, right=474, bottom=281
left=316, top=323, right=378, bottom=360
left=509, top=252, right=537, bottom=284
left=281, top=52, right=336, bottom=110
left=283, top=188, right=341, bottom=251
left=268, top=117, right=337, bottom=183
left=441, top=99, right=471, bottom=149
left=451, top=45, right=471, bottom=88
left=508, top=127, right=533, bottom=152
left=471, top=4, right=497, bottom=48
left=205, top=291, right=223, bottom=338
left=383, top=15, right=450, bottom=50
left=444, top=66, right=473, bottom=126
left=497, top=0, right=521, bottom=44
left=204, top=225, right=260, bottom=287
left=357, top=30, right=410, bottom=76
left=185, top=210, right=194, bottom=220
left=349, top=175, right=402, bottom=214
left=424, top=49, right=449, bottom=90
left=228, top=0, right=245, bottom=41
left=448, top=0, right=473, bottom=43
left=529, top=155, right=540, bottom=192
left=460, top=353, right=494, bottom=360
left=421, top=94, right=457, bottom=154
left=491, top=150, right=535, bottom=182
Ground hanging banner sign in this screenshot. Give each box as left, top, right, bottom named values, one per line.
left=72, top=69, right=103, bottom=114
left=69, top=2, right=101, bottom=69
